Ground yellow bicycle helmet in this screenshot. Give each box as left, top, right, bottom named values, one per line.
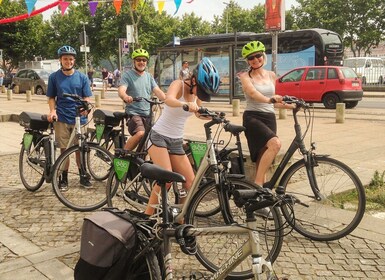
left=131, top=48, right=149, bottom=60
left=242, top=41, right=266, bottom=58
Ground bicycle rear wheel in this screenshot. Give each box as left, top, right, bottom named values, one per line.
left=185, top=178, right=283, bottom=279
left=280, top=156, right=366, bottom=241
left=52, top=143, right=113, bottom=211
left=19, top=136, right=46, bottom=191
left=129, top=231, right=162, bottom=280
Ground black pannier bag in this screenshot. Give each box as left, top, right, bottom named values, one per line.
left=74, top=209, right=138, bottom=280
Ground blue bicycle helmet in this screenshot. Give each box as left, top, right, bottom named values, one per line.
left=193, top=57, right=220, bottom=102
left=57, top=45, right=77, bottom=57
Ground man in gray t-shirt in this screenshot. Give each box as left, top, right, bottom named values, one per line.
left=117, top=48, right=165, bottom=151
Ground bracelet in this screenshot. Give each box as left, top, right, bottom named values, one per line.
left=269, top=97, right=277, bottom=104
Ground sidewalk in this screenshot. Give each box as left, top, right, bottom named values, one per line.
left=0, top=90, right=385, bottom=279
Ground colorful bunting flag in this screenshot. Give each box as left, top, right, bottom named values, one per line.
left=157, top=1, right=165, bottom=15
left=25, top=0, right=37, bottom=16
left=173, top=0, right=182, bottom=15
left=113, top=0, right=122, bottom=14
left=88, top=1, right=98, bottom=17
left=59, top=1, right=70, bottom=16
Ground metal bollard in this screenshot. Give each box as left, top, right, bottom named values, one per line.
left=232, top=99, right=240, bottom=116
left=26, top=90, right=32, bottom=102
left=95, top=93, right=101, bottom=108
left=7, top=89, right=12, bottom=100
left=279, top=108, right=287, bottom=119
left=336, top=103, right=345, bottom=123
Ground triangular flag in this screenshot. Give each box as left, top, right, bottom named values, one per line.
left=113, top=0, right=122, bottom=14
left=131, top=0, right=139, bottom=10
left=25, top=0, right=37, bottom=16
left=173, top=0, right=182, bottom=15
left=157, top=1, right=165, bottom=14
left=59, top=1, right=70, bottom=16
left=88, top=1, right=98, bottom=17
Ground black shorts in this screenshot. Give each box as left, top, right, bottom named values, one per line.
left=242, top=110, right=277, bottom=162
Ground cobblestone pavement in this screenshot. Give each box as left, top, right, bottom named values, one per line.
left=1, top=152, right=385, bottom=279
left=1, top=92, right=385, bottom=279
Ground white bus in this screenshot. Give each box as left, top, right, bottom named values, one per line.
left=343, top=57, right=385, bottom=84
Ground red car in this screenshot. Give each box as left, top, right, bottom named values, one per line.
left=275, top=66, right=363, bottom=109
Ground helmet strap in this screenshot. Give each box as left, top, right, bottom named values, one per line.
left=61, top=64, right=74, bottom=72
left=249, top=64, right=263, bottom=71
left=184, top=79, right=196, bottom=95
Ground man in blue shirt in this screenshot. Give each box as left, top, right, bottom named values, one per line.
left=46, top=45, right=92, bottom=191
left=118, top=48, right=165, bottom=150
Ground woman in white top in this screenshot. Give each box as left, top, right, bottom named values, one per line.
left=239, top=41, right=295, bottom=187
left=145, top=58, right=220, bottom=215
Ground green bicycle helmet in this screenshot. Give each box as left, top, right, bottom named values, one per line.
left=242, top=41, right=266, bottom=58
left=131, top=48, right=150, bottom=60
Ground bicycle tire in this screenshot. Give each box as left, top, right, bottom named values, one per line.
left=129, top=231, right=162, bottom=280
left=185, top=178, right=284, bottom=279
left=280, top=156, right=366, bottom=241
left=51, top=143, right=113, bottom=211
left=19, top=136, right=46, bottom=191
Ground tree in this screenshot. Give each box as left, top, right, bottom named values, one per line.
left=0, top=0, right=45, bottom=72
left=291, top=0, right=385, bottom=56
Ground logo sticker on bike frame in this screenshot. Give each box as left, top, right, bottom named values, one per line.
left=113, top=158, right=130, bottom=181
left=189, top=141, right=207, bottom=168
left=23, top=133, right=34, bottom=150
left=96, top=124, right=105, bottom=142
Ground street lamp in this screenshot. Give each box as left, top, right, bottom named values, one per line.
left=223, top=2, right=229, bottom=33
left=80, top=21, right=88, bottom=75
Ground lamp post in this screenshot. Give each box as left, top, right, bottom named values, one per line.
left=80, top=21, right=88, bottom=75
left=223, top=2, right=229, bottom=33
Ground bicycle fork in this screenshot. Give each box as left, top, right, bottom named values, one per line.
left=303, top=152, right=325, bottom=201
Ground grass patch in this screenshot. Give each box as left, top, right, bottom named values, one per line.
left=328, top=170, right=385, bottom=212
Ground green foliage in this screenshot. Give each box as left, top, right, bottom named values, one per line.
left=0, top=0, right=45, bottom=72
left=2, top=0, right=384, bottom=70
left=291, top=0, right=385, bottom=56
left=369, top=170, right=385, bottom=189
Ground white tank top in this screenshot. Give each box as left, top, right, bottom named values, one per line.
left=152, top=82, right=195, bottom=138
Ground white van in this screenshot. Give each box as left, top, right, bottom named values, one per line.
left=343, top=57, right=385, bottom=84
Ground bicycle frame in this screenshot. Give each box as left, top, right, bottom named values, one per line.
left=151, top=169, right=276, bottom=280
left=263, top=104, right=322, bottom=200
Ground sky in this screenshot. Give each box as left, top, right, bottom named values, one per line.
left=34, top=0, right=298, bottom=22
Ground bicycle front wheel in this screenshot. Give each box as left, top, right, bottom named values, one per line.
left=52, top=143, right=113, bottom=211
left=185, top=178, right=283, bottom=279
left=19, top=138, right=46, bottom=191
left=280, top=156, right=366, bottom=241
left=106, top=169, right=154, bottom=212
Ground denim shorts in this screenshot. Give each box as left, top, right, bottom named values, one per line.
left=147, top=130, right=185, bottom=155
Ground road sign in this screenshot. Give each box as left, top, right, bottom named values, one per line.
left=80, top=45, right=90, bottom=53
left=79, top=32, right=89, bottom=45
left=121, top=39, right=129, bottom=54
left=126, top=25, right=135, bottom=43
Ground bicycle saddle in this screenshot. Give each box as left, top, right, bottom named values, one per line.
left=140, top=162, right=186, bottom=184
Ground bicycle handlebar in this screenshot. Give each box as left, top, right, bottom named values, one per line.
left=63, top=93, right=92, bottom=112
left=130, top=96, right=164, bottom=106
left=282, top=95, right=309, bottom=109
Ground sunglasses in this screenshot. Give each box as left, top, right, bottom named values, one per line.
left=247, top=53, right=263, bottom=61
left=135, top=58, right=148, bottom=63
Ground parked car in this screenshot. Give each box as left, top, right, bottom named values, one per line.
left=275, top=66, right=363, bottom=109
left=343, top=57, right=385, bottom=84
left=11, top=69, right=54, bottom=95
left=92, top=78, right=104, bottom=88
